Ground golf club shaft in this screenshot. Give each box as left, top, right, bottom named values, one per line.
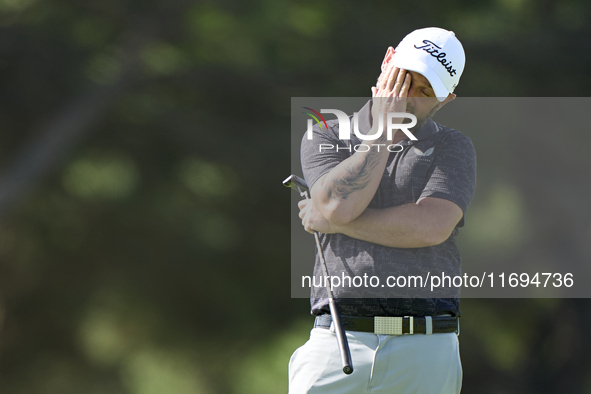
left=297, top=185, right=353, bottom=375
left=311, top=225, right=354, bottom=375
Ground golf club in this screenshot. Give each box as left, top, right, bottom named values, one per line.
left=283, top=174, right=354, bottom=375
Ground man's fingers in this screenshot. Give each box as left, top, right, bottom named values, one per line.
left=377, top=63, right=394, bottom=89
left=298, top=200, right=314, bottom=231
left=392, top=69, right=407, bottom=97
left=376, top=71, right=385, bottom=89
left=377, top=65, right=412, bottom=97
left=386, top=66, right=399, bottom=92
left=302, top=216, right=314, bottom=234
left=298, top=200, right=307, bottom=210
left=399, top=72, right=411, bottom=97
left=378, top=63, right=396, bottom=91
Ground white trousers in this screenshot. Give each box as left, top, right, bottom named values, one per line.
left=289, top=327, right=462, bottom=394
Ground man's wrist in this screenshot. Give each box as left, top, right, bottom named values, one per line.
left=329, top=220, right=350, bottom=236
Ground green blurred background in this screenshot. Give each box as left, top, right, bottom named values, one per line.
left=1, top=0, right=591, bottom=393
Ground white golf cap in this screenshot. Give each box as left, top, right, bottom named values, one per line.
left=392, top=27, right=466, bottom=102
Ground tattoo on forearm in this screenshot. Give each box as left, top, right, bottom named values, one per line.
left=327, top=152, right=383, bottom=200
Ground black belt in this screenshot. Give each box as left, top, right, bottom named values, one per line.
left=314, top=314, right=459, bottom=335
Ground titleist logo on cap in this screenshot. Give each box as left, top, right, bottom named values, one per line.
left=414, top=40, right=457, bottom=77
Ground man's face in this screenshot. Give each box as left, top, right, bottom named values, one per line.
left=404, top=70, right=441, bottom=130
left=378, top=47, right=456, bottom=133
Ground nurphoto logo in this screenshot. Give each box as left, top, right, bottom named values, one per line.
left=303, top=107, right=418, bottom=153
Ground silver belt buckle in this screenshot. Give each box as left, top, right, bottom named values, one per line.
left=374, top=316, right=414, bottom=335
left=374, top=316, right=402, bottom=335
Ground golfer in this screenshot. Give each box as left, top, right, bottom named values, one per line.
left=290, top=27, right=476, bottom=393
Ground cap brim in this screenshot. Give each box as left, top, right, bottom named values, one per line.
left=392, top=56, right=450, bottom=102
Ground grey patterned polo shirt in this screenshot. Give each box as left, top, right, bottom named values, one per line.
left=300, top=101, right=477, bottom=317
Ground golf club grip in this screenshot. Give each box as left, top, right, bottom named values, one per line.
left=328, top=298, right=354, bottom=374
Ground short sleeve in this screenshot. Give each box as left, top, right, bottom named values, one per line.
left=419, top=132, right=477, bottom=227
left=300, top=121, right=354, bottom=189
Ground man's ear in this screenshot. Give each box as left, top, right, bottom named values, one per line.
left=438, top=93, right=456, bottom=110
left=381, top=47, right=395, bottom=71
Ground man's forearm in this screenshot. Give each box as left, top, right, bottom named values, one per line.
left=311, top=65, right=412, bottom=226
left=331, top=198, right=463, bottom=248
left=312, top=141, right=390, bottom=225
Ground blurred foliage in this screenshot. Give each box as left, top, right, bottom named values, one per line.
left=0, top=0, right=590, bottom=393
